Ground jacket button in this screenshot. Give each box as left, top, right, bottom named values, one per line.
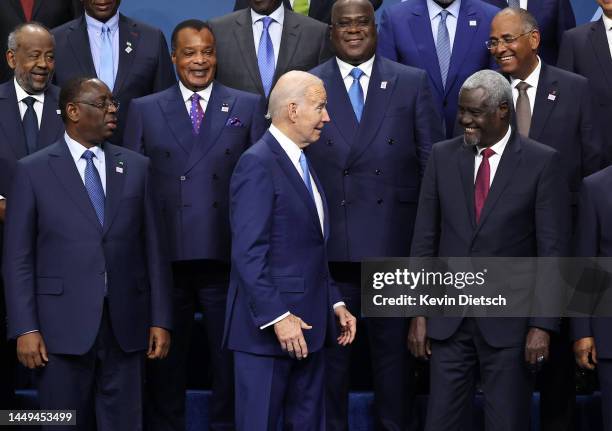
left=212, top=202, right=219, bottom=208
left=377, top=199, right=383, bottom=204
left=387, top=138, right=394, bottom=145
left=443, top=100, right=448, bottom=107
left=180, top=175, right=187, bottom=181
left=212, top=173, right=219, bottom=180
left=327, top=139, right=333, bottom=146
left=375, top=169, right=382, bottom=175
left=340, top=200, right=346, bottom=206
left=165, top=151, right=170, bottom=158
left=225, top=149, right=231, bottom=155
left=343, top=169, right=349, bottom=176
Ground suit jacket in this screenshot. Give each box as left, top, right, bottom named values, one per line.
left=558, top=19, right=612, bottom=167
left=410, top=131, right=571, bottom=347
left=2, top=139, right=172, bottom=355
left=572, top=167, right=612, bottom=358
left=209, top=8, right=332, bottom=98
left=224, top=131, right=342, bottom=356
left=523, top=63, right=600, bottom=206
left=232, top=0, right=383, bottom=23
left=51, top=14, right=175, bottom=145
left=377, top=0, right=500, bottom=138
left=0, top=0, right=82, bottom=83
left=482, top=0, right=575, bottom=65
left=307, top=56, right=444, bottom=261
left=123, top=82, right=267, bottom=262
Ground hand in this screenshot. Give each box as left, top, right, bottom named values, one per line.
left=273, top=314, right=312, bottom=360
left=147, top=327, right=171, bottom=359
left=525, top=327, right=550, bottom=368
left=574, top=337, right=597, bottom=370
left=408, top=316, right=431, bottom=360
left=17, top=332, right=48, bottom=369
left=0, top=199, right=5, bottom=222
left=334, top=306, right=356, bottom=346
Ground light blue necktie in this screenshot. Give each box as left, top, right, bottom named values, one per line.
left=299, top=152, right=315, bottom=202
left=508, top=0, right=520, bottom=8
left=436, top=10, right=451, bottom=89
left=348, top=67, right=365, bottom=122
left=99, top=25, right=114, bottom=91
left=257, top=17, right=275, bottom=97
left=82, top=150, right=105, bottom=226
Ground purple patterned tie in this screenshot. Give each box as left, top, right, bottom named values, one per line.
left=190, top=93, right=204, bottom=134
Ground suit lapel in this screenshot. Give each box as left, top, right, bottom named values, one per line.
left=274, top=11, right=300, bottom=82
left=185, top=84, right=234, bottom=172
left=31, top=0, right=42, bottom=20
left=113, top=15, right=139, bottom=96
left=310, top=166, right=328, bottom=240
left=102, top=145, right=126, bottom=236
left=457, top=143, right=476, bottom=231
left=446, top=1, right=479, bottom=96
left=39, top=87, right=63, bottom=149
left=233, top=9, right=265, bottom=96
left=589, top=19, right=612, bottom=91
left=324, top=60, right=358, bottom=149
left=159, top=86, right=194, bottom=155
left=48, top=140, right=102, bottom=231
left=9, top=0, right=26, bottom=20
left=347, top=58, right=396, bottom=165
left=529, top=63, right=557, bottom=141
left=0, top=83, right=27, bottom=159
left=67, top=17, right=97, bottom=77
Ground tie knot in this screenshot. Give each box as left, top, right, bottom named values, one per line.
left=261, top=16, right=274, bottom=29
left=439, top=10, right=450, bottom=22
left=102, top=25, right=110, bottom=35
left=516, top=81, right=530, bottom=92
left=23, top=96, right=36, bottom=108
left=191, top=93, right=201, bottom=103
left=350, top=67, right=364, bottom=80
left=480, top=147, right=495, bottom=160
left=81, top=149, right=95, bottom=161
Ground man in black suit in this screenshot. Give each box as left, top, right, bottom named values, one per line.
left=410, top=69, right=571, bottom=431
left=557, top=0, right=611, bottom=167
left=51, top=0, right=175, bottom=145
left=489, top=9, right=599, bottom=429
left=0, top=22, right=65, bottom=409
left=209, top=0, right=332, bottom=99
left=0, top=0, right=82, bottom=83
left=233, top=0, right=382, bottom=23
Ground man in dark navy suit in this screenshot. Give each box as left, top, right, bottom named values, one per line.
left=3, top=77, right=172, bottom=431
left=307, top=1, right=444, bottom=429
left=51, top=0, right=175, bottom=145
left=233, top=0, right=382, bottom=23
left=226, top=71, right=356, bottom=431
left=123, top=19, right=266, bottom=431
left=0, top=22, right=64, bottom=409
left=377, top=0, right=500, bottom=138
left=410, top=70, right=571, bottom=431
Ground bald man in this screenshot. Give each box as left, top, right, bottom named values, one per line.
left=225, top=71, right=356, bottom=430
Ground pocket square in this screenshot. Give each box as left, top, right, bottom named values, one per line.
left=226, top=117, right=244, bottom=127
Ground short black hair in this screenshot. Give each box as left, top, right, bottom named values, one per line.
left=59, top=76, right=95, bottom=122
left=170, top=19, right=215, bottom=53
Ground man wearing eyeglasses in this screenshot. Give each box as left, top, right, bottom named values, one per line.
left=489, top=8, right=599, bottom=431
left=2, top=77, right=172, bottom=431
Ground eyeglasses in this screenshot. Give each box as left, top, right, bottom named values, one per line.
left=74, top=99, right=120, bottom=111
left=332, top=18, right=372, bottom=30
left=485, top=30, right=533, bottom=50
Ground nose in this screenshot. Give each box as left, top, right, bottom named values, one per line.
left=322, top=108, right=330, bottom=123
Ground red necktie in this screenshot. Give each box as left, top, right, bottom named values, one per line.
left=474, top=147, right=495, bottom=224
left=20, top=0, right=34, bottom=21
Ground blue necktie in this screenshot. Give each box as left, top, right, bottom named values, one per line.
left=22, top=96, right=38, bottom=154
left=82, top=150, right=105, bottom=226
left=257, top=17, right=275, bottom=97
left=436, top=10, right=451, bottom=89
left=100, top=25, right=114, bottom=91
left=348, top=67, right=365, bottom=122
left=299, top=152, right=315, bottom=202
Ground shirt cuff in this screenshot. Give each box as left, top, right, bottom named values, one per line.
left=260, top=311, right=290, bottom=330
left=0, top=195, right=5, bottom=200
left=333, top=301, right=346, bottom=310
left=19, top=330, right=39, bottom=336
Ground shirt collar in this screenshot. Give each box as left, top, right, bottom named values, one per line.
left=178, top=80, right=214, bottom=104
left=427, top=0, right=461, bottom=21
left=85, top=11, right=120, bottom=34
left=64, top=131, right=105, bottom=164
left=251, top=3, right=285, bottom=26
left=510, top=56, right=541, bottom=90
left=269, top=124, right=302, bottom=165
left=603, top=13, right=612, bottom=32
left=336, top=55, right=375, bottom=80
left=13, top=78, right=45, bottom=104
left=477, top=125, right=511, bottom=157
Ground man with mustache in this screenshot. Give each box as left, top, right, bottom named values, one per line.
left=0, top=22, right=64, bottom=409
left=51, top=0, right=175, bottom=145
left=3, top=77, right=172, bottom=431
left=410, top=69, right=570, bottom=431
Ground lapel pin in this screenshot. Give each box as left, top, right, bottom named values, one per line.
left=221, top=103, right=229, bottom=113
left=116, top=161, right=124, bottom=174
left=547, top=91, right=557, bottom=101
left=56, top=109, right=61, bottom=115
left=469, top=20, right=477, bottom=27
left=380, top=81, right=387, bottom=89
left=125, top=46, right=132, bottom=54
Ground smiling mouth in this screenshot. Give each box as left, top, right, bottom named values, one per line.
left=190, top=70, right=209, bottom=77
left=498, top=55, right=515, bottom=62
left=464, top=127, right=478, bottom=133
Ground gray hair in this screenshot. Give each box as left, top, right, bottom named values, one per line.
left=7, top=22, right=54, bottom=52
left=267, top=71, right=324, bottom=120
left=460, top=70, right=513, bottom=112
left=496, top=7, right=539, bottom=33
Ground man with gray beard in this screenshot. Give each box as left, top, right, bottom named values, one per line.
left=410, top=70, right=571, bottom=431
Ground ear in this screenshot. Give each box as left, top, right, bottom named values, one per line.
left=287, top=102, right=298, bottom=123
left=529, top=30, right=541, bottom=52
left=498, top=100, right=510, bottom=119
left=6, top=50, right=16, bottom=70
left=66, top=102, right=80, bottom=123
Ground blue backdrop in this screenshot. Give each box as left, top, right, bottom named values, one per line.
left=121, top=0, right=601, bottom=45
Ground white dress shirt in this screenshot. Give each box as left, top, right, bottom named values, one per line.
left=510, top=56, right=541, bottom=115
left=336, top=55, right=375, bottom=102
left=14, top=78, right=44, bottom=127
left=602, top=13, right=612, bottom=60
left=64, top=132, right=107, bottom=194
left=85, top=12, right=120, bottom=84
left=427, top=0, right=461, bottom=51
left=473, top=126, right=512, bottom=185
left=251, top=4, right=285, bottom=65
left=178, top=80, right=213, bottom=116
